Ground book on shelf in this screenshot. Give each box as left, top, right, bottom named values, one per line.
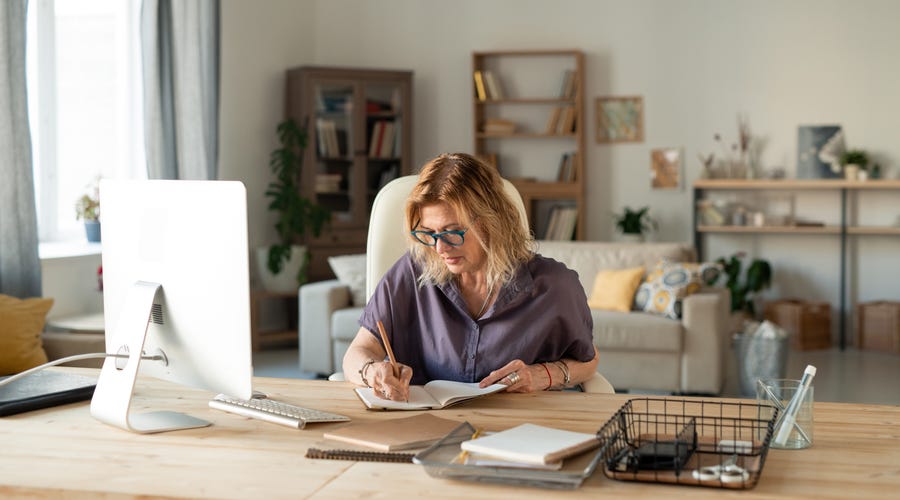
left=323, top=413, right=462, bottom=451
left=473, top=70, right=487, bottom=101
left=379, top=121, right=396, bottom=158
left=558, top=69, right=577, bottom=99
left=368, top=121, right=386, bottom=158
left=459, top=423, right=600, bottom=466
left=482, top=70, right=505, bottom=100
left=377, top=163, right=399, bottom=190
left=558, top=105, right=577, bottom=134
left=556, top=152, right=577, bottom=182
left=483, top=118, right=516, bottom=135
left=315, top=173, right=342, bottom=193
left=354, top=380, right=506, bottom=411
left=545, top=106, right=563, bottom=134
left=543, top=205, right=578, bottom=240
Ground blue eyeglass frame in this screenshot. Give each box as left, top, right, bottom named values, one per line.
left=410, top=228, right=468, bottom=247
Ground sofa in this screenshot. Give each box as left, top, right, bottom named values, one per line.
left=299, top=240, right=729, bottom=394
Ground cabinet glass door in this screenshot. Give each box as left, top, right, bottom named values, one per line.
left=364, top=83, right=404, bottom=208
left=313, top=82, right=356, bottom=223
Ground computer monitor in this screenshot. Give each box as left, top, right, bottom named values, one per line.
left=91, top=180, right=254, bottom=433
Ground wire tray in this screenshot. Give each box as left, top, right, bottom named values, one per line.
left=596, top=398, right=777, bottom=489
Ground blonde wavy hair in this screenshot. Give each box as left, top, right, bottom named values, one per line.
left=405, top=153, right=534, bottom=288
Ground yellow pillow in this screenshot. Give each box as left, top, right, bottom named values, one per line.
left=0, top=294, right=53, bottom=376
left=587, top=266, right=645, bottom=312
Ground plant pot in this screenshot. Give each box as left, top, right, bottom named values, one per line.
left=255, top=245, right=307, bottom=293
left=84, top=220, right=101, bottom=242
left=843, top=164, right=859, bottom=180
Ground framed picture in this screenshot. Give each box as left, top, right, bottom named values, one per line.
left=596, top=96, right=644, bottom=143
left=797, top=125, right=843, bottom=179
left=651, top=147, right=682, bottom=189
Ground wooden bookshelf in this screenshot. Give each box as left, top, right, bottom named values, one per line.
left=472, top=50, right=586, bottom=240
left=693, top=178, right=900, bottom=349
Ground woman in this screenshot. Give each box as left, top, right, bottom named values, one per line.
left=342, top=153, right=598, bottom=401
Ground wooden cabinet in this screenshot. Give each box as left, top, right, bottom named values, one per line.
left=472, top=50, right=586, bottom=240
left=285, top=66, right=413, bottom=281
left=693, top=178, right=900, bottom=348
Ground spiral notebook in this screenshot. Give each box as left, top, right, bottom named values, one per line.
left=0, top=370, right=97, bottom=416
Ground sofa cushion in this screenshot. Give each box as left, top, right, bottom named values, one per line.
left=634, top=261, right=721, bottom=319
left=328, top=254, right=367, bottom=306
left=0, top=295, right=52, bottom=375
left=587, top=266, right=645, bottom=312
left=591, top=310, right=682, bottom=352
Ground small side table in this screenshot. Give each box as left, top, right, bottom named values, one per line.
left=250, top=289, right=299, bottom=351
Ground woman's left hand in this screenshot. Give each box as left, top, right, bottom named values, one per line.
left=479, top=359, right=542, bottom=393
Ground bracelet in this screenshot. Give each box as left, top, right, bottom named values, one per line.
left=555, top=360, right=571, bottom=387
left=359, top=359, right=376, bottom=387
left=541, top=363, right=553, bottom=390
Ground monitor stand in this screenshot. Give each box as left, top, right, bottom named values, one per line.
left=90, top=281, right=211, bottom=434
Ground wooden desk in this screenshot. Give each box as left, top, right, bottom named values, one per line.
left=1, top=369, right=898, bottom=499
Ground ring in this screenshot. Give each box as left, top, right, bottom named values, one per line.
left=507, top=371, right=520, bottom=385
left=380, top=388, right=388, bottom=398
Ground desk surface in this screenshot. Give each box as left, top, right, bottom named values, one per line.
left=1, top=369, right=898, bottom=499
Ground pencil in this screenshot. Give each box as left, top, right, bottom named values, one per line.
left=376, top=320, right=400, bottom=378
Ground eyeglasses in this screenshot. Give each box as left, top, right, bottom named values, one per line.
left=410, top=228, right=468, bottom=247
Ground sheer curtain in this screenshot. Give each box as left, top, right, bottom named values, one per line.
left=0, top=0, right=42, bottom=298
left=141, top=0, right=220, bottom=180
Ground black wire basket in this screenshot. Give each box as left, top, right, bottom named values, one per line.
left=596, top=398, right=777, bottom=489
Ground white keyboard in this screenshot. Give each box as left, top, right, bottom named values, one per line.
left=209, top=393, right=350, bottom=429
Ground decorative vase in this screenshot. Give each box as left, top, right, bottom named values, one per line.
left=84, top=220, right=101, bottom=242
left=255, top=245, right=307, bottom=293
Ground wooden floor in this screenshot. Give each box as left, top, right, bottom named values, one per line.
left=253, top=346, right=900, bottom=405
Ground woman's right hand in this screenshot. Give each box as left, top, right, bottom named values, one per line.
left=367, top=361, right=413, bottom=402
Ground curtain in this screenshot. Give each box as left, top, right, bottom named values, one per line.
left=141, top=0, right=220, bottom=180
left=0, top=0, right=42, bottom=299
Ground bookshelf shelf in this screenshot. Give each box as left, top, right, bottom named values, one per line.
left=286, top=66, right=413, bottom=281
left=693, top=178, right=900, bottom=349
left=473, top=50, right=586, bottom=240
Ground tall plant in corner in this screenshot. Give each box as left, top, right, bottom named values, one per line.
left=266, top=117, right=330, bottom=285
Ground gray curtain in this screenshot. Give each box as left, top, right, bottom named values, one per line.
left=0, top=0, right=42, bottom=299
left=141, top=0, right=220, bottom=180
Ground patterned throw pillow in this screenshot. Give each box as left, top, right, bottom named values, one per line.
left=633, top=261, right=721, bottom=319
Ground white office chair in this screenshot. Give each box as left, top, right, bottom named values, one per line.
left=335, top=174, right=613, bottom=394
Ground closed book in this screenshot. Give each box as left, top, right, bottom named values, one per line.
left=323, top=413, right=462, bottom=451
left=459, top=423, right=600, bottom=465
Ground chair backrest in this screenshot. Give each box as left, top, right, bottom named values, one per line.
left=365, top=175, right=529, bottom=299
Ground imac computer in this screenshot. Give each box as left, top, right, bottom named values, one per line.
left=91, top=180, right=254, bottom=433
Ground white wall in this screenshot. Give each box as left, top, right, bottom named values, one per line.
left=50, top=1, right=900, bottom=343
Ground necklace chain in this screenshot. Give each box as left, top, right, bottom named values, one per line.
left=475, top=282, right=495, bottom=318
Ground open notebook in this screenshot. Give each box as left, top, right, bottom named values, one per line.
left=355, top=380, right=506, bottom=410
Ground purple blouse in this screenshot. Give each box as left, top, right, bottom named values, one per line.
left=359, top=253, right=594, bottom=385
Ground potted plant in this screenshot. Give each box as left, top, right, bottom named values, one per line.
left=715, top=251, right=772, bottom=318
left=839, top=149, right=869, bottom=180
left=75, top=181, right=101, bottom=242
left=259, top=117, right=330, bottom=292
left=612, top=206, right=657, bottom=242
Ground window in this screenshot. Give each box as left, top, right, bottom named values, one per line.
left=27, top=0, right=146, bottom=243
